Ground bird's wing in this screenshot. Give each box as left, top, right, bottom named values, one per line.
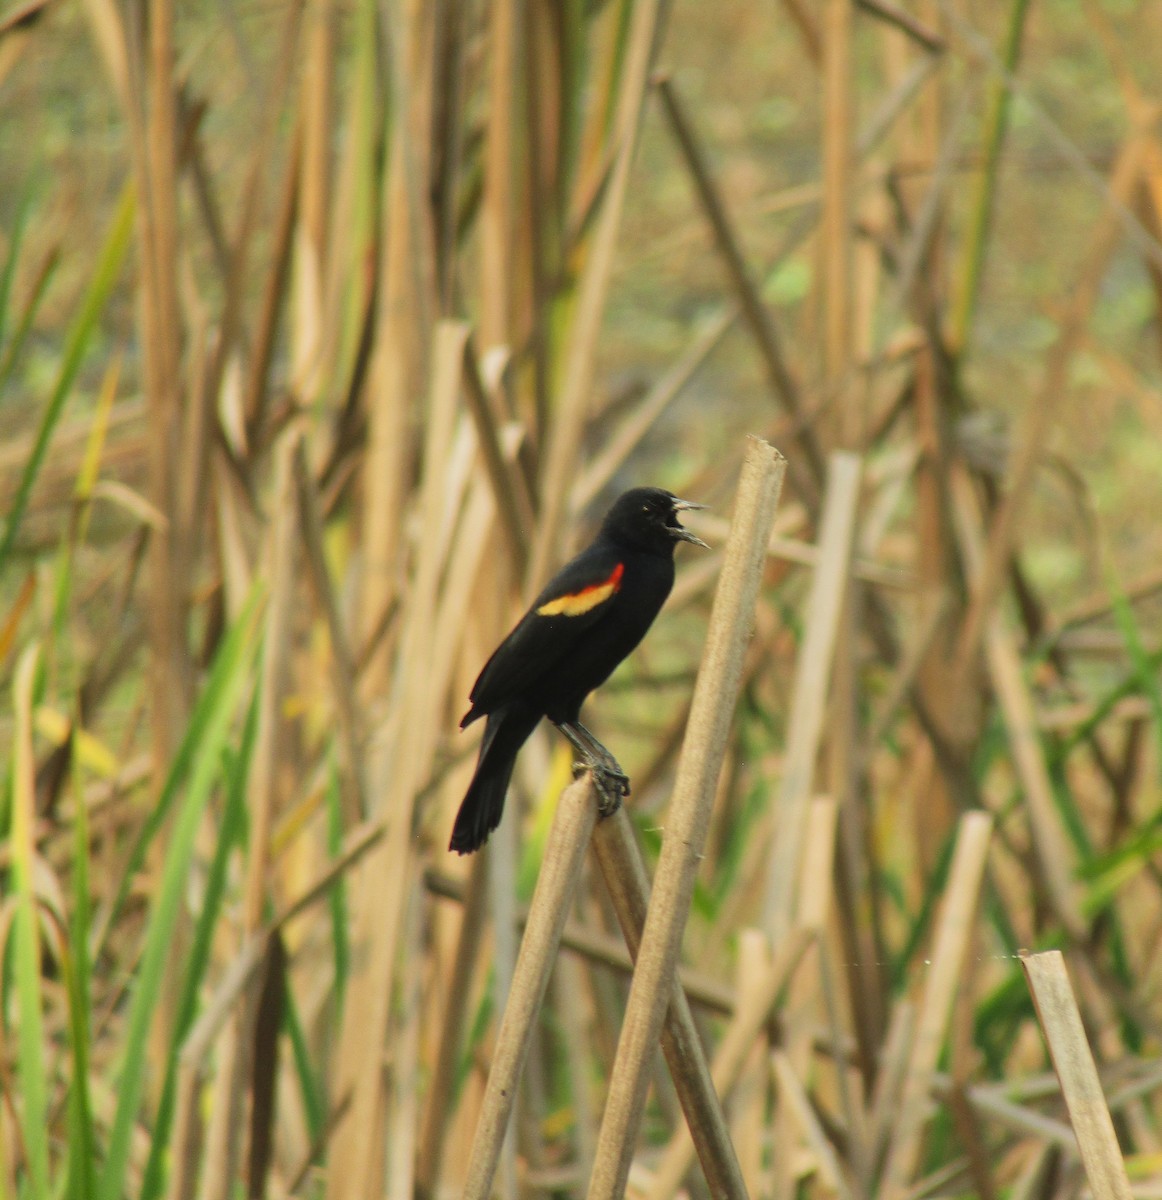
left=463, top=544, right=626, bottom=721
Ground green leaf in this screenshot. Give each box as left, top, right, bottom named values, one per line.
left=137, top=695, right=259, bottom=1200
left=97, top=587, right=263, bottom=1200
left=0, top=183, right=134, bottom=577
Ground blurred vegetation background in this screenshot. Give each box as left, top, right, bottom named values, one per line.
left=2, top=0, right=1162, bottom=1196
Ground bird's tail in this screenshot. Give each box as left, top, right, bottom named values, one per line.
left=449, top=705, right=539, bottom=854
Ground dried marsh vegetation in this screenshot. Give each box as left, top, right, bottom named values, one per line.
left=2, top=1, right=1162, bottom=1199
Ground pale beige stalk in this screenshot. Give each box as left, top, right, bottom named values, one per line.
left=586, top=438, right=786, bottom=1200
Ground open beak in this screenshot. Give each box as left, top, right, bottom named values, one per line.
left=671, top=498, right=710, bottom=548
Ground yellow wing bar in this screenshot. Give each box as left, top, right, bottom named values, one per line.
left=536, top=563, right=625, bottom=617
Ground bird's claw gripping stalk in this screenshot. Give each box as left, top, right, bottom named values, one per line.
left=593, top=765, right=629, bottom=817
left=572, top=761, right=628, bottom=816
left=559, top=719, right=630, bottom=818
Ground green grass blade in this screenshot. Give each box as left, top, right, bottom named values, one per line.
left=51, top=358, right=120, bottom=653
left=326, top=757, right=350, bottom=1013
left=9, top=645, right=51, bottom=1200
left=891, top=826, right=955, bottom=989
left=284, top=977, right=327, bottom=1144
left=137, top=695, right=258, bottom=1200
left=97, top=588, right=262, bottom=1200
left=949, top=0, right=1032, bottom=348
left=0, top=243, right=60, bottom=395
left=1052, top=644, right=1162, bottom=760
left=0, top=182, right=134, bottom=577
left=97, top=588, right=264, bottom=949
left=1109, top=572, right=1162, bottom=767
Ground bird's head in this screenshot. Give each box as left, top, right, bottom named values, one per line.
left=601, top=487, right=709, bottom=555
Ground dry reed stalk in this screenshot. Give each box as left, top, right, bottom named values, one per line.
left=519, top=0, right=555, bottom=447
left=654, top=76, right=821, bottom=508
left=645, top=928, right=815, bottom=1200
left=200, top=432, right=301, bottom=1200
left=931, top=1076, right=1075, bottom=1145
left=911, top=373, right=963, bottom=876
left=827, top=639, right=869, bottom=1082
left=461, top=776, right=599, bottom=1200
left=825, top=2, right=873, bottom=1060
left=293, top=441, right=367, bottom=824
left=587, top=439, right=786, bottom=1200
left=171, top=938, right=269, bottom=1200
left=387, top=873, right=425, bottom=1200
left=358, top=0, right=435, bottom=697
left=819, top=0, right=863, bottom=1081
left=1022, top=952, right=1133, bottom=1200
left=820, top=929, right=869, bottom=1194
left=430, top=0, right=466, bottom=310
left=879, top=811, right=992, bottom=1200
left=164, top=819, right=384, bottom=1200
left=481, top=0, right=518, bottom=349
left=123, top=0, right=191, bottom=1118
left=79, top=0, right=130, bottom=107
left=947, top=922, right=997, bottom=1200
left=867, top=1001, right=915, bottom=1170
left=591, top=808, right=748, bottom=1200
left=858, top=0, right=944, bottom=50
left=426, top=481, right=513, bottom=767
left=689, top=514, right=910, bottom=590
left=573, top=307, right=737, bottom=513
left=425, top=870, right=737, bottom=1014
left=291, top=0, right=333, bottom=402
left=772, top=1051, right=852, bottom=1199
left=242, top=125, right=302, bottom=439
left=195, top=0, right=302, bottom=468
left=955, top=132, right=1150, bottom=670
left=865, top=589, right=949, bottom=749
left=762, top=452, right=861, bottom=934
left=733, top=929, right=771, bottom=1196
left=211, top=452, right=255, bottom=620
left=357, top=130, right=419, bottom=695
left=329, top=321, right=466, bottom=1200
left=772, top=797, right=840, bottom=1200
left=136, top=0, right=187, bottom=761
left=526, top=0, right=665, bottom=589
left=487, top=797, right=520, bottom=1198
left=463, top=335, right=533, bottom=576
left=886, top=92, right=976, bottom=319
left=948, top=465, right=1086, bottom=940
left=1010, top=1145, right=1063, bottom=1200
left=553, top=954, right=598, bottom=1192
left=820, top=0, right=852, bottom=410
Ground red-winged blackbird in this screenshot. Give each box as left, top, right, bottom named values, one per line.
left=450, top=487, right=708, bottom=854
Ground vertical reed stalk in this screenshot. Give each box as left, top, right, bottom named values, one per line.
left=1022, top=952, right=1133, bottom=1200
left=527, top=0, right=666, bottom=588
left=591, top=809, right=748, bottom=1199
left=587, top=439, right=785, bottom=1200
left=461, top=777, right=599, bottom=1200
left=763, top=453, right=861, bottom=933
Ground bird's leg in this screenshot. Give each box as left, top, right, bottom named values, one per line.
left=554, top=720, right=630, bottom=817
left=572, top=721, right=630, bottom=787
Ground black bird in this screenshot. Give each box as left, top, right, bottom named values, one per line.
left=450, top=487, right=708, bottom=854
